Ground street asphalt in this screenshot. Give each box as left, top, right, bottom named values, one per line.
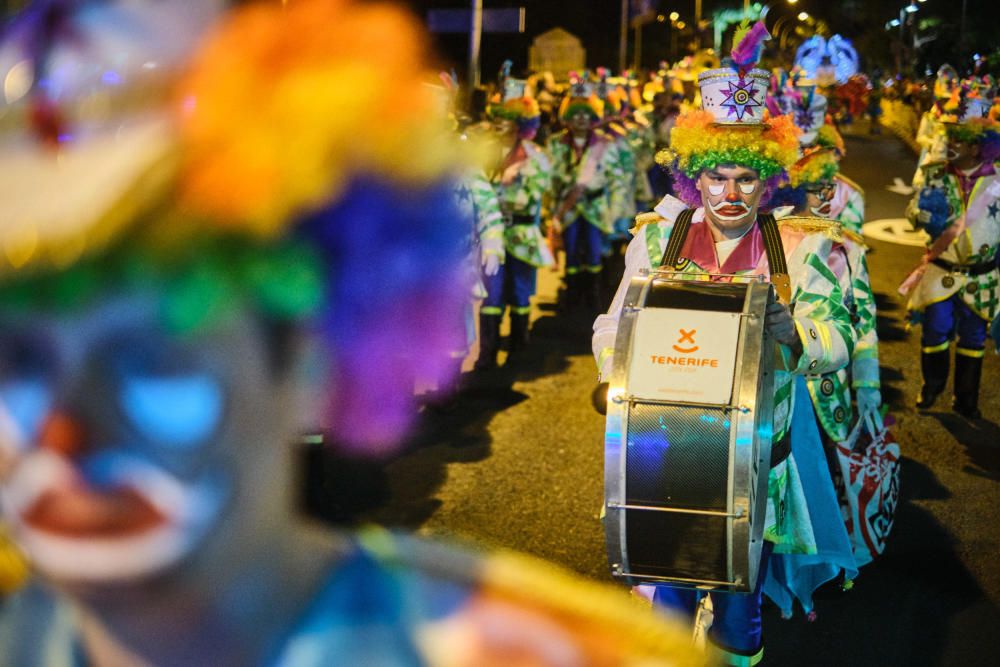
left=308, top=121, right=1000, bottom=666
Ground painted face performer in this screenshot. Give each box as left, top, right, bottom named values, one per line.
left=476, top=64, right=553, bottom=370
left=593, top=22, right=857, bottom=665
left=769, top=77, right=865, bottom=234
left=763, top=144, right=884, bottom=618
left=0, top=1, right=699, bottom=665
left=912, top=64, right=960, bottom=188
left=901, top=77, right=1000, bottom=420
left=547, top=75, right=624, bottom=313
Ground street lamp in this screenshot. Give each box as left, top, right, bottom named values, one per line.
left=797, top=11, right=809, bottom=21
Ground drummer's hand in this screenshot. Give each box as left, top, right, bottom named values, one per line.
left=482, top=252, right=501, bottom=277
left=765, top=302, right=803, bottom=355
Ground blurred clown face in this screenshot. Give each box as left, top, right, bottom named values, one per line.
left=0, top=292, right=314, bottom=587
left=568, top=110, right=594, bottom=134
left=804, top=180, right=836, bottom=218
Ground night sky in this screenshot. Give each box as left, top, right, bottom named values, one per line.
left=401, top=1, right=997, bottom=80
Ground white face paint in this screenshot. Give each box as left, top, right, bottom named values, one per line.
left=708, top=183, right=726, bottom=196
left=738, top=182, right=757, bottom=195
left=709, top=199, right=752, bottom=222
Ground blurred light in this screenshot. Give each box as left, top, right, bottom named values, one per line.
left=904, top=3, right=918, bottom=13
left=101, top=70, right=123, bottom=86
left=797, top=11, right=809, bottom=20
left=657, top=14, right=666, bottom=23
left=669, top=11, right=680, bottom=21
left=889, top=18, right=901, bottom=27
left=4, top=60, right=33, bottom=104
left=676, top=20, right=686, bottom=29
left=788, top=0, right=798, bottom=4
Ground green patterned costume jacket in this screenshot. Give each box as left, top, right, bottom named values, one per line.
left=547, top=130, right=625, bottom=233
left=490, top=141, right=554, bottom=268
left=456, top=170, right=504, bottom=298
left=593, top=197, right=856, bottom=555
left=626, top=120, right=657, bottom=207
left=831, top=174, right=865, bottom=235
left=805, top=230, right=880, bottom=442
left=905, top=166, right=1000, bottom=322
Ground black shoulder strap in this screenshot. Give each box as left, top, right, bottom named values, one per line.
left=757, top=213, right=787, bottom=275
left=658, top=208, right=695, bottom=268
left=758, top=213, right=792, bottom=304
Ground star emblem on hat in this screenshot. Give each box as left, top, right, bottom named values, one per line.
left=988, top=201, right=1000, bottom=220
left=795, top=107, right=815, bottom=131
left=720, top=78, right=761, bottom=121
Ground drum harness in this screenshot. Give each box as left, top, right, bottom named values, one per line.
left=657, top=209, right=792, bottom=466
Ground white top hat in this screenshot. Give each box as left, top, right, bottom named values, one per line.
left=698, top=67, right=770, bottom=124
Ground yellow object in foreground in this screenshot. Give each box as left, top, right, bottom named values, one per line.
left=0, top=525, right=29, bottom=595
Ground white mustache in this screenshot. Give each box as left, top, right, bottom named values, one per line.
left=710, top=199, right=752, bottom=221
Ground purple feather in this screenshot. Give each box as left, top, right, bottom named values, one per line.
left=731, top=21, right=770, bottom=70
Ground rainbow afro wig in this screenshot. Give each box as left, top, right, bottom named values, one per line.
left=788, top=147, right=840, bottom=188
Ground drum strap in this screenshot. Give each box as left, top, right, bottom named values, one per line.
left=658, top=210, right=791, bottom=304
left=658, top=208, right=696, bottom=269
left=758, top=214, right=792, bottom=305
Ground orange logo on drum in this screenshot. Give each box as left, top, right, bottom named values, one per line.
left=672, top=329, right=699, bottom=354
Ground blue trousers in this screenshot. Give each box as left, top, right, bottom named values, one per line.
left=921, top=294, right=987, bottom=352
left=651, top=540, right=775, bottom=654
left=563, top=218, right=604, bottom=274
left=482, top=255, right=536, bottom=315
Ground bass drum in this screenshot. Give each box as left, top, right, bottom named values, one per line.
left=603, top=271, right=775, bottom=592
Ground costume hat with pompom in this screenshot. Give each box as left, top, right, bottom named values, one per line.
left=558, top=71, right=604, bottom=121
left=658, top=21, right=800, bottom=180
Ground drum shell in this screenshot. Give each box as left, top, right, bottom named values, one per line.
left=604, top=273, right=774, bottom=592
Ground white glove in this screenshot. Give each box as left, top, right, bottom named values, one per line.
left=855, top=387, right=883, bottom=430
left=482, top=252, right=501, bottom=277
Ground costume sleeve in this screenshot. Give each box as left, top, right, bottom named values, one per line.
left=592, top=225, right=657, bottom=380
left=471, top=173, right=505, bottom=260
left=605, top=141, right=632, bottom=222
left=785, top=235, right=857, bottom=376
left=522, top=149, right=552, bottom=217
left=850, top=249, right=880, bottom=389
left=836, top=185, right=865, bottom=234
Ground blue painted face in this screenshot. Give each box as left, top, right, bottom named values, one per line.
left=0, top=292, right=313, bottom=585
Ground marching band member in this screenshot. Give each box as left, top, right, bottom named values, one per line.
left=901, top=77, right=1000, bottom=419
left=548, top=76, right=625, bottom=313
left=477, top=71, right=553, bottom=368
left=0, top=2, right=699, bottom=664
left=593, top=23, right=856, bottom=665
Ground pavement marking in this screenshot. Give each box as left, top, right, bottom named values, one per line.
left=886, top=177, right=915, bottom=196
left=862, top=218, right=929, bottom=247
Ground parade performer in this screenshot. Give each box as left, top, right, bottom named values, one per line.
left=0, top=2, right=700, bottom=665
left=769, top=76, right=866, bottom=234
left=764, top=145, right=884, bottom=618
left=596, top=70, right=638, bottom=254
left=912, top=65, right=960, bottom=187
left=593, top=22, right=856, bottom=665
left=477, top=68, right=553, bottom=368
left=901, top=77, right=1000, bottom=419
left=457, top=168, right=505, bottom=371
left=548, top=75, right=624, bottom=313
